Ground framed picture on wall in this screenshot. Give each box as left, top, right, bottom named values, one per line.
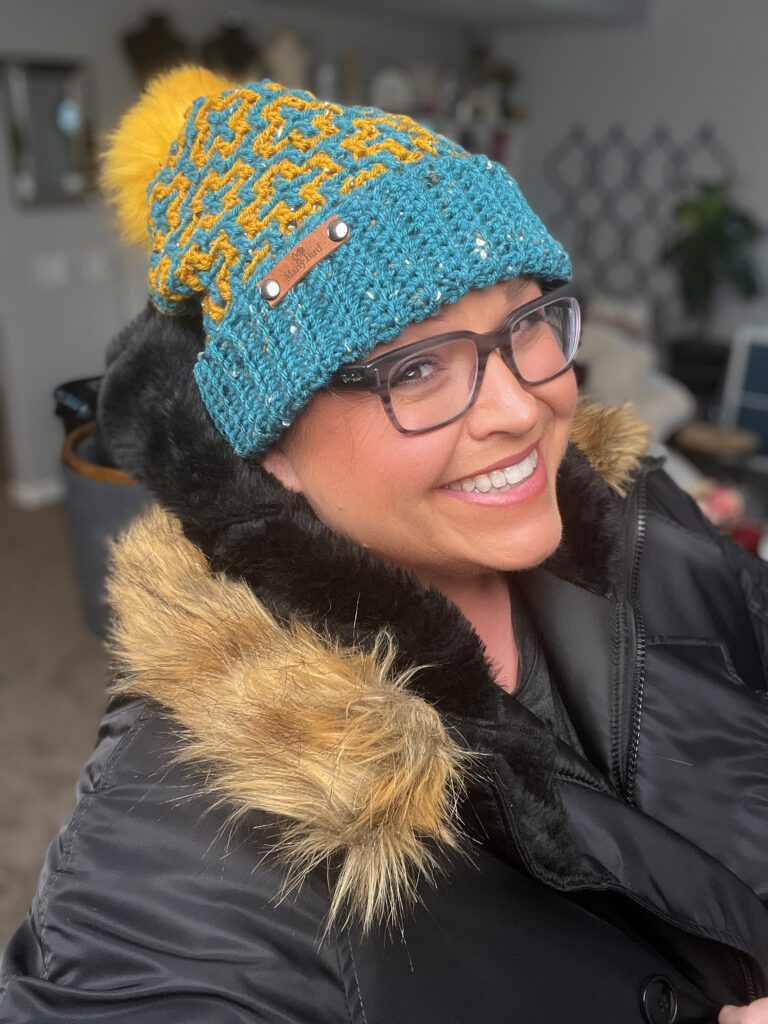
left=1, top=59, right=94, bottom=205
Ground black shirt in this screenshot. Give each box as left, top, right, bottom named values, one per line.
left=500, top=588, right=585, bottom=756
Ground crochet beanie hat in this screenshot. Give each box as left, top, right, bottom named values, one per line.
left=103, top=66, right=571, bottom=458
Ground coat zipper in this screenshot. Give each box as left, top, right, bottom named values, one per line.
left=623, top=469, right=649, bottom=806
left=619, top=463, right=763, bottom=998
left=734, top=949, right=758, bottom=1002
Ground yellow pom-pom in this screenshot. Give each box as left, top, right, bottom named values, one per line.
left=101, top=65, right=235, bottom=246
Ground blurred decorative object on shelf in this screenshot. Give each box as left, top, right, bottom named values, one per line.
left=263, top=27, right=309, bottom=90
left=340, top=51, right=363, bottom=104
left=200, top=15, right=261, bottom=79
left=122, top=12, right=190, bottom=83
left=1, top=60, right=94, bottom=205
left=368, top=46, right=524, bottom=171
left=369, top=65, right=416, bottom=114
left=661, top=181, right=763, bottom=340
left=314, top=61, right=339, bottom=102
left=438, top=43, right=524, bottom=167
left=409, top=60, right=441, bottom=117
left=465, top=41, right=521, bottom=121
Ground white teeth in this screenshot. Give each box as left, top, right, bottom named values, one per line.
left=448, top=449, right=538, bottom=495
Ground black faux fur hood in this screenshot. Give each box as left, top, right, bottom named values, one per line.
left=101, top=303, right=651, bottom=931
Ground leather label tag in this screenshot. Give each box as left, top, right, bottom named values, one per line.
left=259, top=215, right=350, bottom=307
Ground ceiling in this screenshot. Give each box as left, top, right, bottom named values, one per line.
left=311, top=0, right=648, bottom=30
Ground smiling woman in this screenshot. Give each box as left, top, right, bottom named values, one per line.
left=261, top=279, right=579, bottom=694
left=265, top=281, right=578, bottom=573
left=2, top=66, right=768, bottom=1024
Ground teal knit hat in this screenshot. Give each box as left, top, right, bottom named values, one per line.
left=104, top=67, right=571, bottom=457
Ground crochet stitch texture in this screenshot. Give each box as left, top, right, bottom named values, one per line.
left=129, top=73, right=572, bottom=456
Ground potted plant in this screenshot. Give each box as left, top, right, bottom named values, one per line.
left=661, top=180, right=762, bottom=402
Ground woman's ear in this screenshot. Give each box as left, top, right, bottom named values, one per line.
left=261, top=445, right=304, bottom=493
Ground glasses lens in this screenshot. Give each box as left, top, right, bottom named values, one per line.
left=387, top=338, right=479, bottom=432
left=507, top=297, right=579, bottom=384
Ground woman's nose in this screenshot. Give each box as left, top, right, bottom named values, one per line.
left=464, top=349, right=539, bottom=439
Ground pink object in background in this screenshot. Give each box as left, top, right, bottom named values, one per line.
left=730, top=520, right=765, bottom=557
left=691, top=480, right=767, bottom=558
left=692, top=480, right=745, bottom=530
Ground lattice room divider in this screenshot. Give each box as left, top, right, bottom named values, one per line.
left=543, top=123, right=736, bottom=300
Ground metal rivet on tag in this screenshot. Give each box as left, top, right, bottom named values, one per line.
left=327, top=218, right=350, bottom=242
left=258, top=215, right=351, bottom=306
left=260, top=279, right=281, bottom=301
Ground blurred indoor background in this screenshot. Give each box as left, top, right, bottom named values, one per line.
left=2, top=0, right=768, bottom=947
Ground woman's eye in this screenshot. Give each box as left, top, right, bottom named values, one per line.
left=511, top=311, right=545, bottom=334
left=390, top=357, right=440, bottom=387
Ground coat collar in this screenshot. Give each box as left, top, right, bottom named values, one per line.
left=108, top=402, right=648, bottom=931
left=184, top=401, right=647, bottom=720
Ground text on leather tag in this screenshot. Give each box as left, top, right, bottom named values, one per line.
left=258, top=216, right=350, bottom=307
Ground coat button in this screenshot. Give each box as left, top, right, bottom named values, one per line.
left=640, top=976, right=678, bottom=1024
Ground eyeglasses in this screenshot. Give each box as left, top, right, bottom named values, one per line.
left=327, top=286, right=581, bottom=434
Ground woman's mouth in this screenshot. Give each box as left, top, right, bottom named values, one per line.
left=445, top=448, right=539, bottom=494
left=438, top=446, right=547, bottom=507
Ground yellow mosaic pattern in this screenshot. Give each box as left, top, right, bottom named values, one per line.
left=147, top=86, right=446, bottom=322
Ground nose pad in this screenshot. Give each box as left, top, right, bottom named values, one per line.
left=466, top=349, right=539, bottom=435
left=494, top=340, right=519, bottom=378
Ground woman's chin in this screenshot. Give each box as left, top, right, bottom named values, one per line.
left=482, top=516, right=564, bottom=573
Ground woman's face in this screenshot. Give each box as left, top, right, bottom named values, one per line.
left=263, top=279, right=578, bottom=580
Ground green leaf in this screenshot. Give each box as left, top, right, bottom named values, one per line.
left=659, top=179, right=763, bottom=326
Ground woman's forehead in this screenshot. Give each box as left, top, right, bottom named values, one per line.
left=369, top=278, right=541, bottom=357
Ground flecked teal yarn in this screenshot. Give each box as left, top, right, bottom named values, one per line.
left=141, top=76, right=571, bottom=457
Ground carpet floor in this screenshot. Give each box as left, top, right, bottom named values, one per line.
left=0, top=489, right=107, bottom=950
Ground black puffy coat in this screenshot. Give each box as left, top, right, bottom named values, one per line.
left=2, top=313, right=767, bottom=1023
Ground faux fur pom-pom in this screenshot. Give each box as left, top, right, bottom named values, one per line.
left=100, top=65, right=234, bottom=246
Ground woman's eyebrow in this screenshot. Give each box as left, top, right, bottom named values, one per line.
left=504, top=278, right=533, bottom=303
left=428, top=281, right=530, bottom=327
left=384, top=277, right=538, bottom=347
left=432, top=278, right=532, bottom=321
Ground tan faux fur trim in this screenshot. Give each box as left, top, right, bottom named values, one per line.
left=107, top=509, right=471, bottom=933
left=571, top=401, right=650, bottom=497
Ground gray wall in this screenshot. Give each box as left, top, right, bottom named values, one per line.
left=0, top=0, right=464, bottom=505
left=491, top=0, right=768, bottom=333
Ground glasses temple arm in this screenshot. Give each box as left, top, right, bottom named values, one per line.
left=328, top=363, right=382, bottom=390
